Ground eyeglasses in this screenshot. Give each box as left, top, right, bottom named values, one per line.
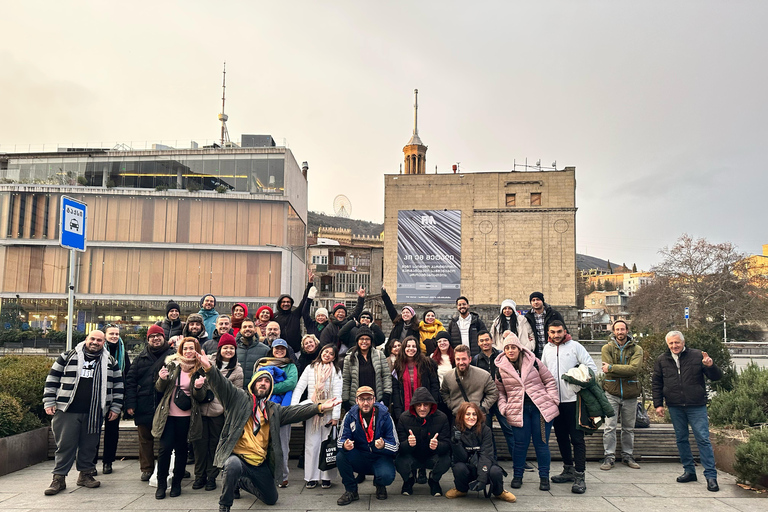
left=148, top=334, right=164, bottom=340
left=358, top=396, right=375, bottom=402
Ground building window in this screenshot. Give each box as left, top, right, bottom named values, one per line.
left=333, top=255, right=346, bottom=265
left=312, top=255, right=328, bottom=265
left=530, top=192, right=541, bottom=206
left=334, top=272, right=370, bottom=294
left=505, top=193, right=516, bottom=207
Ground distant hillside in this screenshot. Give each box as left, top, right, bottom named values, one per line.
left=577, top=254, right=633, bottom=273
left=308, top=211, right=384, bottom=237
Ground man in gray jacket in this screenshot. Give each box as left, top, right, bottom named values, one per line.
left=440, top=345, right=498, bottom=417
left=194, top=351, right=340, bottom=512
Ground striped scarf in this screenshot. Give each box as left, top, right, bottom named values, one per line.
left=83, top=350, right=105, bottom=435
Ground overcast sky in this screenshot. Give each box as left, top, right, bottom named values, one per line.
left=2, top=1, right=766, bottom=270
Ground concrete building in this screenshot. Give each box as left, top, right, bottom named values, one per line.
left=0, top=135, right=307, bottom=332
left=585, top=271, right=655, bottom=296
left=382, top=95, right=578, bottom=328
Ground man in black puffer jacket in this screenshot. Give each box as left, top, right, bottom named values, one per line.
left=155, top=300, right=185, bottom=340
left=395, top=387, right=451, bottom=497
left=124, top=325, right=176, bottom=481
left=652, top=330, right=722, bottom=492
left=274, top=278, right=314, bottom=353
left=446, top=296, right=487, bottom=358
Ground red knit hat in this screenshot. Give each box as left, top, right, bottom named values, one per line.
left=256, top=305, right=274, bottom=320
left=147, top=324, right=165, bottom=339
left=217, top=333, right=236, bottom=349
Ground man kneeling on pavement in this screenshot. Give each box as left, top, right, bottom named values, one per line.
left=336, top=386, right=399, bottom=505
left=193, top=351, right=339, bottom=512
left=395, top=387, right=451, bottom=497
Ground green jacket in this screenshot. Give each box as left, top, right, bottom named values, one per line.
left=204, top=364, right=324, bottom=480
left=562, top=367, right=615, bottom=432
left=601, top=335, right=643, bottom=399
left=151, top=362, right=204, bottom=442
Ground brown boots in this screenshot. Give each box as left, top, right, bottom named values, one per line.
left=44, top=475, right=66, bottom=495
left=76, top=471, right=101, bottom=488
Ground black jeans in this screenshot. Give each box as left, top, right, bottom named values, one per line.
left=192, top=414, right=225, bottom=480
left=452, top=462, right=504, bottom=496
left=552, top=401, right=586, bottom=472
left=395, top=452, right=451, bottom=482
left=93, top=413, right=121, bottom=464
left=220, top=455, right=278, bottom=507
left=157, top=416, right=190, bottom=485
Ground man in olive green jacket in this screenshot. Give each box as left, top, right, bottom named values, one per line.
left=600, top=320, right=643, bottom=470
left=195, top=352, right=339, bottom=512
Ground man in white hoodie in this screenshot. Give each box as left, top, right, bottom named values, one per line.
left=540, top=320, right=597, bottom=495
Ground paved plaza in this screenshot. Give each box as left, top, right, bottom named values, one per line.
left=0, top=458, right=764, bottom=512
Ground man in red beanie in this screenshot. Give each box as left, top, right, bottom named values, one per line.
left=124, top=325, right=176, bottom=481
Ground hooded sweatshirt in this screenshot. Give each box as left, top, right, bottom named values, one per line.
left=395, top=386, right=451, bottom=460
left=230, top=302, right=249, bottom=337
left=273, top=282, right=313, bottom=353
left=198, top=294, right=220, bottom=338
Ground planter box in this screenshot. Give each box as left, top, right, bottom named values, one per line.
left=711, top=429, right=747, bottom=476
left=0, top=427, right=49, bottom=476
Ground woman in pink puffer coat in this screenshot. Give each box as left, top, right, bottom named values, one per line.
left=495, top=332, right=559, bottom=491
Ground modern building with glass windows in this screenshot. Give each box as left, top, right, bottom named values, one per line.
left=0, top=135, right=308, bottom=333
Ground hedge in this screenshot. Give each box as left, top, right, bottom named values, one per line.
left=0, top=355, right=52, bottom=437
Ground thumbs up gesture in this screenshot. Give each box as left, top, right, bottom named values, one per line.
left=702, top=351, right=713, bottom=367
left=429, top=432, right=439, bottom=450
left=408, top=429, right=416, bottom=447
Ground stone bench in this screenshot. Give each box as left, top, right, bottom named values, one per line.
left=49, top=421, right=698, bottom=461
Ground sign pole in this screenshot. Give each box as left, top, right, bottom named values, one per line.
left=60, top=196, right=87, bottom=351
left=67, top=249, right=75, bottom=351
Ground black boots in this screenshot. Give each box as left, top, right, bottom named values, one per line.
left=550, top=464, right=575, bottom=483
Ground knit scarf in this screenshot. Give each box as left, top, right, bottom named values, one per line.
left=402, top=363, right=419, bottom=413
left=255, top=320, right=269, bottom=338
left=107, top=337, right=127, bottom=372
left=311, top=362, right=334, bottom=427
left=83, top=349, right=105, bottom=435
left=251, top=394, right=267, bottom=435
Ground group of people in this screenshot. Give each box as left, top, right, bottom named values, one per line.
left=41, top=280, right=725, bottom=510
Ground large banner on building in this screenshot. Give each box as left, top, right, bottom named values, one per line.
left=397, top=210, right=461, bottom=304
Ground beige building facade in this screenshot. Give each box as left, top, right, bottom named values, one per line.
left=383, top=168, right=577, bottom=308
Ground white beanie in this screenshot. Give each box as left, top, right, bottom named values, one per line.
left=500, top=299, right=517, bottom=315
left=315, top=307, right=329, bottom=319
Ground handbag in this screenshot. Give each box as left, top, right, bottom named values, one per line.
left=173, top=370, right=192, bottom=411
left=318, top=426, right=338, bottom=471
left=635, top=401, right=651, bottom=428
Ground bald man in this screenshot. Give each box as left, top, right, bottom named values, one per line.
left=43, top=330, right=125, bottom=495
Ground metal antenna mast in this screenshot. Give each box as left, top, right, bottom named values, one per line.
left=218, top=62, right=230, bottom=147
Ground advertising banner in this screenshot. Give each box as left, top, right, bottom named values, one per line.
left=397, top=210, right=461, bottom=304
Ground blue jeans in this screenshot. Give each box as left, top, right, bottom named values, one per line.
left=512, top=402, right=552, bottom=478
left=668, top=405, right=717, bottom=479
left=337, top=449, right=396, bottom=492
left=492, top=404, right=515, bottom=460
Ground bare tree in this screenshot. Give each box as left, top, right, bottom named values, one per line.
left=631, top=234, right=768, bottom=336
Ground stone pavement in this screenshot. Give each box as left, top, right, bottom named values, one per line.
left=0, top=458, right=764, bottom=512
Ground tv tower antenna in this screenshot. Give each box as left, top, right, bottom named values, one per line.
left=218, top=62, right=230, bottom=147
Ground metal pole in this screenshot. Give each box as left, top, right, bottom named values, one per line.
left=66, top=249, right=75, bottom=351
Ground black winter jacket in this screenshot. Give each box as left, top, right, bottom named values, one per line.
left=155, top=318, right=185, bottom=340
left=472, top=348, right=501, bottom=381
left=301, top=299, right=328, bottom=339
left=392, top=359, right=441, bottom=419
left=123, top=344, right=175, bottom=426
left=396, top=388, right=451, bottom=460
left=652, top=348, right=723, bottom=408
left=274, top=282, right=313, bottom=353
left=338, top=320, right=386, bottom=348
left=447, top=312, right=488, bottom=358
left=524, top=304, right=566, bottom=358
left=451, top=424, right=497, bottom=486
left=381, top=288, right=420, bottom=342
left=319, top=296, right=364, bottom=349
left=236, top=334, right=270, bottom=389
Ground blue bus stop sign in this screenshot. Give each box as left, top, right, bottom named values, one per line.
left=60, top=196, right=87, bottom=252
left=684, top=307, right=690, bottom=320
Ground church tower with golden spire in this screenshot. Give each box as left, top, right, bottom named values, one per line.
left=403, top=89, right=427, bottom=174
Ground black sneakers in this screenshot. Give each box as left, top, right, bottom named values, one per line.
left=375, top=485, right=388, bottom=500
